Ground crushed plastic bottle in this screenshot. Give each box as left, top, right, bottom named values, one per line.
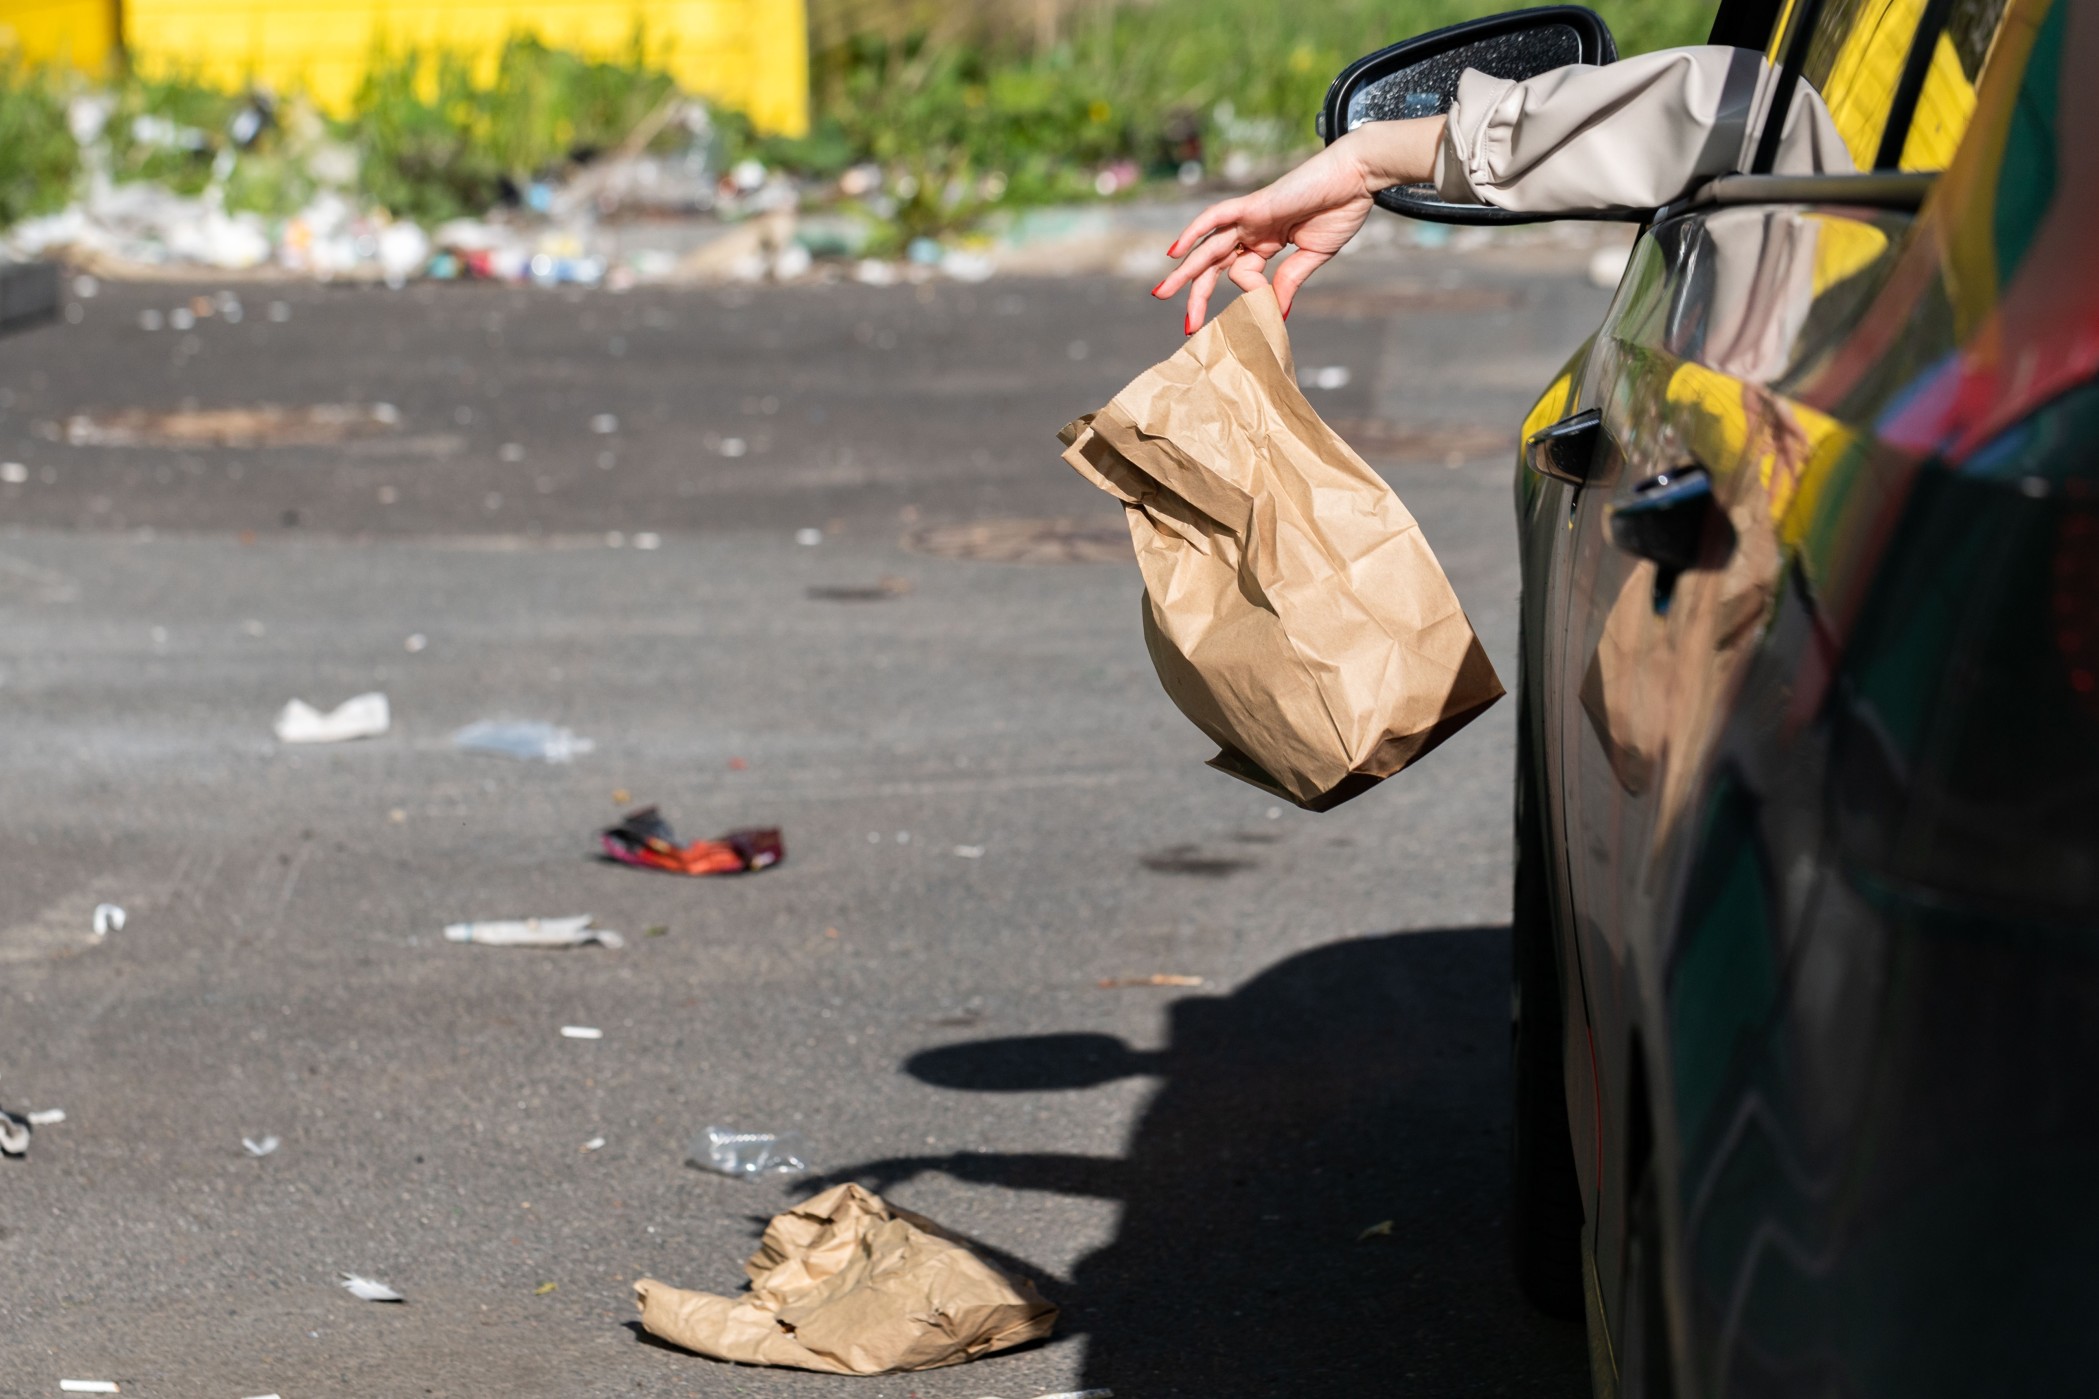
left=452, top=720, right=593, bottom=763
left=690, top=1125, right=808, bottom=1178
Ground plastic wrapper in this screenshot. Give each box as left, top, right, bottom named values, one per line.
left=601, top=807, right=783, bottom=877
left=690, top=1125, right=807, bottom=1177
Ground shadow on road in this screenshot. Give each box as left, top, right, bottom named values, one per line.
left=814, top=926, right=1588, bottom=1397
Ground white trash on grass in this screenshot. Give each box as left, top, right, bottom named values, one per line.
left=445, top=916, right=623, bottom=949
left=276, top=692, right=390, bottom=744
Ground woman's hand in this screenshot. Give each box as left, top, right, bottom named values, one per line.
left=1154, top=117, right=1447, bottom=331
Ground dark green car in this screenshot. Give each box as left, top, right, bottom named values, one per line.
left=1327, top=0, right=2099, bottom=1392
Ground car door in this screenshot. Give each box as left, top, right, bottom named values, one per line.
left=1537, top=0, right=2015, bottom=1359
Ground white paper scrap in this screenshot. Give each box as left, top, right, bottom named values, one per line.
left=60, top=1383, right=119, bottom=1394
left=243, top=1135, right=280, bottom=1157
left=92, top=903, right=125, bottom=937
left=276, top=692, right=391, bottom=744
left=26, top=1109, right=64, bottom=1125
left=340, top=1272, right=405, bottom=1302
left=444, top=916, right=622, bottom=949
left=582, top=1136, right=606, bottom=1151
left=560, top=1026, right=603, bottom=1040
left=953, top=845, right=986, bottom=858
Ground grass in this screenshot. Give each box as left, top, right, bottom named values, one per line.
left=794, top=0, right=1713, bottom=238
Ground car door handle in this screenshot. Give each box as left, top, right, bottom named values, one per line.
left=1609, top=465, right=1717, bottom=572
left=1525, top=408, right=1602, bottom=485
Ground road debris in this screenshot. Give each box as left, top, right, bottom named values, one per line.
left=26, top=1108, right=65, bottom=1125
left=561, top=1026, right=604, bottom=1040
left=275, top=692, right=391, bottom=744
left=795, top=527, right=823, bottom=546
left=1097, top=974, right=1205, bottom=989
left=453, top=719, right=593, bottom=763
left=600, top=807, right=783, bottom=877
left=444, top=915, right=624, bottom=949
left=689, top=1125, right=807, bottom=1178
left=634, top=1183, right=1056, bottom=1373
left=0, top=1109, right=29, bottom=1156
left=1357, top=1220, right=1395, bottom=1241
left=92, top=903, right=125, bottom=937
left=59, top=403, right=400, bottom=449
left=582, top=1137, right=606, bottom=1151
left=243, top=1135, right=280, bottom=1157
left=805, top=577, right=912, bottom=602
left=535, top=1281, right=558, bottom=1295
left=339, top=1272, right=405, bottom=1302
left=59, top=1383, right=119, bottom=1394
left=953, top=845, right=986, bottom=858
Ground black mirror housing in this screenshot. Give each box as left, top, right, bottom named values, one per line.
left=1319, top=5, right=1625, bottom=226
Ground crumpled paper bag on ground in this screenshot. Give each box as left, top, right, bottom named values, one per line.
left=633, top=1183, right=1056, bottom=1374
left=1059, top=283, right=1503, bottom=809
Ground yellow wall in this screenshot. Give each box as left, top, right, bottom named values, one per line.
left=0, top=0, right=120, bottom=71
left=0, top=0, right=809, bottom=134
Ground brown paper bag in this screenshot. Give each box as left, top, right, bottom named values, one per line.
left=1059, top=283, right=1503, bottom=810
left=633, top=1183, right=1057, bottom=1375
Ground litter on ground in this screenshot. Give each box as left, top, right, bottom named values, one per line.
left=0, top=1110, right=29, bottom=1156
left=561, top=1026, right=604, bottom=1040
left=582, top=1137, right=606, bottom=1151
left=275, top=692, right=391, bottom=744
left=689, top=1125, right=807, bottom=1178
left=1098, top=974, right=1205, bottom=989
left=339, top=1273, right=405, bottom=1302
left=634, top=1183, right=1056, bottom=1374
left=444, top=915, right=624, bottom=949
left=92, top=903, right=125, bottom=937
left=243, top=1135, right=280, bottom=1157
left=600, top=807, right=783, bottom=877
left=452, top=719, right=593, bottom=763
left=26, top=1108, right=65, bottom=1125
left=59, top=1383, right=119, bottom=1394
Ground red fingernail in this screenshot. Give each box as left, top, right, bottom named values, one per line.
left=1150, top=281, right=1166, bottom=297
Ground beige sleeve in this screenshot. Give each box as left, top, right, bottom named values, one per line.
left=1431, top=45, right=1854, bottom=212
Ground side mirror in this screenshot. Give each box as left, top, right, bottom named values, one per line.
left=1319, top=5, right=1617, bottom=226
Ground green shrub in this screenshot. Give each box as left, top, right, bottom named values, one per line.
left=350, top=33, right=680, bottom=224
left=0, top=62, right=79, bottom=226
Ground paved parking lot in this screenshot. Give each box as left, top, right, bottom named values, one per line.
left=0, top=244, right=1608, bottom=1397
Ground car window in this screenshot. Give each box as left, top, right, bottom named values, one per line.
left=1764, top=0, right=2014, bottom=170
left=1896, top=0, right=2012, bottom=170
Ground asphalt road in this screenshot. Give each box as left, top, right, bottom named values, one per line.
left=0, top=239, right=1613, bottom=1398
